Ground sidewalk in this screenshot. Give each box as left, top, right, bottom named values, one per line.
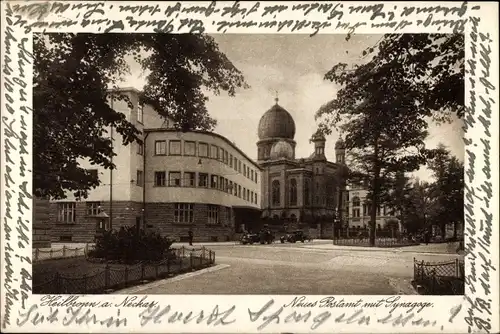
left=303, top=242, right=464, bottom=255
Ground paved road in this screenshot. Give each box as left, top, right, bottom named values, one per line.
left=129, top=242, right=463, bottom=295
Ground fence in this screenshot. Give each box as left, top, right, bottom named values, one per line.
left=413, top=258, right=465, bottom=295
left=33, top=244, right=92, bottom=262
left=33, top=246, right=215, bottom=294
left=333, top=236, right=418, bottom=248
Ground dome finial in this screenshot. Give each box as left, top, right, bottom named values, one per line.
left=274, top=90, right=279, bottom=105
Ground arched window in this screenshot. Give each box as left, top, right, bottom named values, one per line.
left=352, top=196, right=360, bottom=207
left=272, top=180, right=280, bottom=206
left=304, top=179, right=310, bottom=206
left=289, top=179, right=297, bottom=206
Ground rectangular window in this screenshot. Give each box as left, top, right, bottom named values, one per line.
left=251, top=192, right=254, bottom=204
left=219, top=176, right=225, bottom=191
left=169, top=140, right=181, bottom=155
left=233, top=182, right=238, bottom=196
left=154, top=171, right=166, bottom=186
left=155, top=140, right=166, bottom=155
left=86, top=202, right=100, bottom=216
left=137, top=141, right=144, bottom=155
left=247, top=189, right=250, bottom=201
left=238, top=185, right=242, bottom=198
left=255, top=193, right=258, bottom=204
left=207, top=205, right=220, bottom=224
left=353, top=208, right=360, bottom=218
left=136, top=170, right=144, bottom=187
left=251, top=169, right=254, bottom=181
left=225, top=179, right=229, bottom=193
left=210, top=145, right=218, bottom=159
left=238, top=161, right=242, bottom=173
left=169, top=171, right=181, bottom=186
left=224, top=150, right=228, bottom=164
left=229, top=181, right=233, bottom=194
left=229, top=154, right=233, bottom=168
left=58, top=202, right=76, bottom=223
left=174, top=203, right=194, bottom=223
left=233, top=157, right=237, bottom=170
left=218, top=147, right=224, bottom=161
left=198, top=173, right=208, bottom=187
left=198, top=142, right=209, bottom=157
left=137, top=103, right=144, bottom=123
left=211, top=174, right=218, bottom=189
left=184, top=141, right=196, bottom=156
left=255, top=173, right=258, bottom=184
left=184, top=172, right=196, bottom=187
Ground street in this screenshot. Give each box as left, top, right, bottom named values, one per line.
left=121, top=241, right=463, bottom=295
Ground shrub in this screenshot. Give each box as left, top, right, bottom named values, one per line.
left=88, top=226, right=174, bottom=264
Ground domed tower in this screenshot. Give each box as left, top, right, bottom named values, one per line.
left=335, top=138, right=346, bottom=164
left=257, top=97, right=296, bottom=163
left=310, top=131, right=326, bottom=160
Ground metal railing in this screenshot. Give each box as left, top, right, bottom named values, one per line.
left=333, top=236, right=418, bottom=247
left=33, top=246, right=215, bottom=294
left=33, top=244, right=92, bottom=262
left=413, top=258, right=465, bottom=295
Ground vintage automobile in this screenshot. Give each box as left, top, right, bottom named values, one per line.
left=241, top=229, right=275, bottom=245
left=280, top=230, right=311, bottom=243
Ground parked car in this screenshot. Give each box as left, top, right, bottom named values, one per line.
left=280, top=230, right=311, bottom=243
left=259, top=229, right=275, bottom=244
left=241, top=233, right=260, bottom=245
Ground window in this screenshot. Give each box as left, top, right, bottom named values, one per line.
left=363, top=204, right=368, bottom=216
left=183, top=172, right=195, bottom=187
left=86, top=202, right=100, bottom=216
left=289, top=178, right=297, bottom=206
left=210, top=145, right=218, bottom=159
left=136, top=170, right=144, bottom=187
left=243, top=188, right=246, bottom=200
left=229, top=181, right=233, bottom=194
left=251, top=170, right=254, bottom=181
left=226, top=207, right=232, bottom=224
left=154, top=171, right=166, bottom=186
left=304, top=179, right=310, bottom=206
left=255, top=193, right=258, bottom=204
left=238, top=185, right=241, bottom=198
left=198, top=173, right=208, bottom=187
left=58, top=203, right=76, bottom=223
left=219, top=176, right=225, bottom=191
left=211, top=174, right=218, bottom=189
left=137, top=103, right=144, bottom=123
left=353, top=208, right=360, bottom=218
left=169, top=171, right=181, bottom=186
left=247, top=189, right=250, bottom=201
left=229, top=154, right=233, bottom=167
left=225, top=179, right=229, bottom=193
left=255, top=173, right=258, bottom=184
left=88, top=169, right=98, bottom=180
left=218, top=147, right=224, bottom=161
left=199, top=142, right=209, bottom=157
left=137, top=142, right=144, bottom=155
left=233, top=182, right=238, bottom=196
left=233, top=157, right=237, bottom=170
left=155, top=140, right=166, bottom=155
left=224, top=150, right=228, bottom=164
left=352, top=196, right=360, bottom=207
left=238, top=161, right=242, bottom=173
left=169, top=140, right=181, bottom=155
left=174, top=203, right=193, bottom=223
left=184, top=141, right=196, bottom=156
left=207, top=205, right=220, bottom=224
left=272, top=180, right=280, bottom=206
left=243, top=165, right=247, bottom=177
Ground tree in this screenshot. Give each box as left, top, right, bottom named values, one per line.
left=359, top=34, right=464, bottom=121
left=34, top=33, right=247, bottom=199
left=427, top=145, right=464, bottom=238
left=316, top=47, right=431, bottom=246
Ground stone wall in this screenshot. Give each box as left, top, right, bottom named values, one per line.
left=33, top=197, right=53, bottom=248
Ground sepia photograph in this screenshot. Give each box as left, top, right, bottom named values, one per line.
left=32, top=32, right=465, bottom=297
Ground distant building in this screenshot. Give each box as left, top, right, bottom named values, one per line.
left=252, top=98, right=349, bottom=238
left=346, top=184, right=401, bottom=232
left=49, top=87, right=261, bottom=242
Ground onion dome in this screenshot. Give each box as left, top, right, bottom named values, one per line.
left=258, top=98, right=296, bottom=140
left=270, top=140, right=294, bottom=160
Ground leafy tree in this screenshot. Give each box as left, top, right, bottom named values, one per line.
left=34, top=33, right=247, bottom=199
left=316, top=48, right=431, bottom=246
left=427, top=145, right=464, bottom=238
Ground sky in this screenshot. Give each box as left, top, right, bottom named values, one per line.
left=123, top=34, right=464, bottom=182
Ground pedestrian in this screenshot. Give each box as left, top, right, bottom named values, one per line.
left=188, top=229, right=193, bottom=246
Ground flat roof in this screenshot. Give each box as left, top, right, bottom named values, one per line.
left=145, top=128, right=263, bottom=171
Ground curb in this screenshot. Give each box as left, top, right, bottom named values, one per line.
left=113, top=264, right=231, bottom=294
left=300, top=245, right=463, bottom=256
